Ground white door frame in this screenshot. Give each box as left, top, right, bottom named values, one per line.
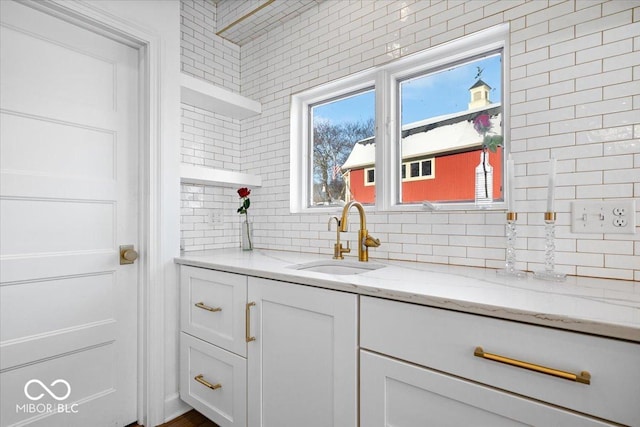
left=18, top=1, right=168, bottom=425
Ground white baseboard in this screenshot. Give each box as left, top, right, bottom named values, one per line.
left=164, top=392, right=191, bottom=423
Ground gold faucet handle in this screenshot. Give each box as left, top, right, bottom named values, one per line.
left=340, top=241, right=351, bottom=256
left=333, top=242, right=351, bottom=259
left=364, top=234, right=381, bottom=248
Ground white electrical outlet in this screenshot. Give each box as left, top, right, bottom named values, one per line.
left=208, top=210, right=223, bottom=225
left=571, top=200, right=636, bottom=234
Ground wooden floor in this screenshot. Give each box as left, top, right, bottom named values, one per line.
left=128, top=410, right=218, bottom=427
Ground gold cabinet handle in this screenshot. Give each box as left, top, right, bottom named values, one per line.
left=246, top=302, right=256, bottom=342
left=194, top=301, right=222, bottom=312
left=474, top=347, right=591, bottom=385
left=194, top=374, right=221, bottom=390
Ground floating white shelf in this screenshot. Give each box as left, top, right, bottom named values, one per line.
left=180, top=73, right=261, bottom=119
left=180, top=164, right=262, bottom=188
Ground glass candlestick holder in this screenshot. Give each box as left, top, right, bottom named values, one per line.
left=497, top=212, right=526, bottom=278
left=533, top=212, right=566, bottom=282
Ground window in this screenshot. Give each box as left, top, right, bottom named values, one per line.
left=401, top=159, right=434, bottom=182
left=309, top=89, right=375, bottom=206
left=291, top=24, right=509, bottom=212
left=398, top=52, right=503, bottom=204
left=364, top=167, right=375, bottom=186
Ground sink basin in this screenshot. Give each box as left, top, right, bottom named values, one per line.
left=289, top=260, right=385, bottom=275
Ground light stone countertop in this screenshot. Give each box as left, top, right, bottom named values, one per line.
left=175, top=248, right=640, bottom=343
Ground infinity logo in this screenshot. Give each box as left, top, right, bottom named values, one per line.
left=24, top=379, right=71, bottom=401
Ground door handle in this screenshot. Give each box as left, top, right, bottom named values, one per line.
left=120, top=245, right=139, bottom=265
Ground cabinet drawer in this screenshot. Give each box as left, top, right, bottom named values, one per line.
left=180, top=332, right=246, bottom=427
left=180, top=266, right=247, bottom=356
left=361, top=296, right=640, bottom=426
left=360, top=350, right=614, bottom=427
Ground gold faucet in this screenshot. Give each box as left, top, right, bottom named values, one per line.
left=328, top=216, right=350, bottom=259
left=339, top=201, right=381, bottom=262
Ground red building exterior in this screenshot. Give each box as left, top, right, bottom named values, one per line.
left=346, top=147, right=503, bottom=204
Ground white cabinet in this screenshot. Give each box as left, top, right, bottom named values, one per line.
left=247, top=277, right=358, bottom=427
left=181, top=266, right=248, bottom=357
left=361, top=350, right=613, bottom=427
left=180, top=266, right=248, bottom=427
left=179, top=266, right=358, bottom=427
left=360, top=296, right=640, bottom=427
left=181, top=333, right=247, bottom=427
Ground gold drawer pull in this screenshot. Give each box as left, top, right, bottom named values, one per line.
left=195, top=302, right=222, bottom=312
left=194, top=374, right=221, bottom=390
left=474, top=347, right=590, bottom=385
left=246, top=302, right=256, bottom=342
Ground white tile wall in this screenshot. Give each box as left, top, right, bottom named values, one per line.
left=182, top=0, right=639, bottom=281
left=181, top=0, right=240, bottom=90
left=180, top=0, right=244, bottom=251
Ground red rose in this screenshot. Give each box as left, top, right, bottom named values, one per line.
left=473, top=114, right=491, bottom=134
left=238, top=187, right=251, bottom=198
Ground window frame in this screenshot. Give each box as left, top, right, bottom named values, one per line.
left=290, top=69, right=376, bottom=213
left=290, top=24, right=510, bottom=213
left=364, top=167, right=376, bottom=186
left=402, top=158, right=435, bottom=182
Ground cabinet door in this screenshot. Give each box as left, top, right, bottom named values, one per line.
left=361, top=296, right=640, bottom=426
left=180, top=265, right=247, bottom=356
left=361, top=350, right=615, bottom=427
left=180, top=332, right=247, bottom=427
left=247, top=277, right=358, bottom=427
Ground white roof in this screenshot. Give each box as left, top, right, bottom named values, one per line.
left=342, top=105, right=501, bottom=169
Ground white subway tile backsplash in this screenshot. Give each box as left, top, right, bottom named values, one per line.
left=527, top=80, right=575, bottom=101
left=578, top=266, right=634, bottom=280
left=527, top=106, right=575, bottom=126
left=603, top=109, right=640, bottom=127
left=605, top=254, right=640, bottom=269
left=527, top=53, right=576, bottom=76
left=527, top=27, right=575, bottom=51
left=576, top=9, right=632, bottom=36
left=576, top=183, right=634, bottom=199
left=179, top=0, right=639, bottom=280
left=511, top=72, right=549, bottom=92
left=604, top=168, right=640, bottom=184
left=577, top=154, right=633, bottom=171
left=578, top=67, right=633, bottom=91
left=578, top=239, right=635, bottom=255
left=512, top=97, right=548, bottom=116
left=576, top=97, right=633, bottom=118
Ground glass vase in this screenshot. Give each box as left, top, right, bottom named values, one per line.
left=475, top=150, right=493, bottom=206
left=241, top=218, right=253, bottom=251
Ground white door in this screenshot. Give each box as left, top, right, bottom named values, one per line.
left=247, top=277, right=358, bottom=427
left=0, top=1, right=139, bottom=426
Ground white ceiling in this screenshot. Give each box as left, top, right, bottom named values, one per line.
left=215, top=0, right=323, bottom=46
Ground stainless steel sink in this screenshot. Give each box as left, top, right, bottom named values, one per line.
left=289, top=260, right=385, bottom=275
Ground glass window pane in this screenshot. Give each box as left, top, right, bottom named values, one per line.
left=367, top=169, right=375, bottom=183
left=410, top=162, right=419, bottom=177
left=421, top=160, right=432, bottom=176
left=399, top=53, right=503, bottom=204
left=310, top=89, right=375, bottom=207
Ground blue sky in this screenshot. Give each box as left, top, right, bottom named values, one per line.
left=312, top=54, right=502, bottom=130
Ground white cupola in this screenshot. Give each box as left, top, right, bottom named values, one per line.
left=468, top=79, right=491, bottom=109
